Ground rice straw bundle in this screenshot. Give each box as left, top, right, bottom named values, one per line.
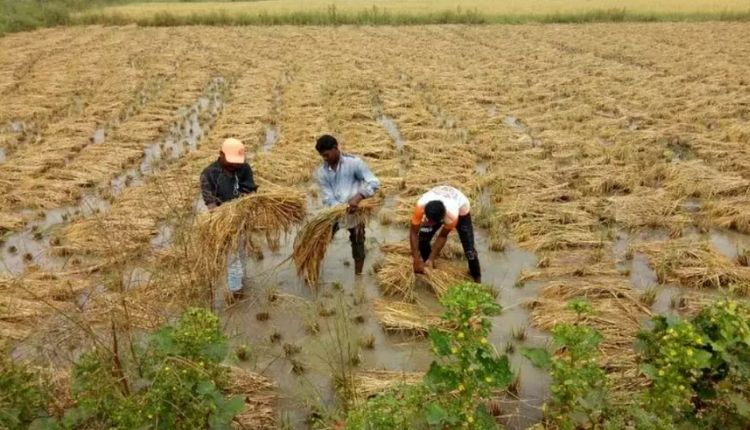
left=705, top=197, right=750, bottom=234
left=293, top=197, right=381, bottom=288
left=379, top=240, right=464, bottom=261
left=225, top=366, right=277, bottom=430
left=376, top=254, right=416, bottom=301
left=376, top=252, right=469, bottom=300
left=606, top=188, right=690, bottom=230
left=518, top=249, right=621, bottom=282
left=373, top=299, right=444, bottom=335
left=195, top=190, right=306, bottom=288
left=665, top=160, right=750, bottom=198
left=638, top=239, right=750, bottom=293
left=353, top=370, right=424, bottom=400
left=526, top=277, right=651, bottom=397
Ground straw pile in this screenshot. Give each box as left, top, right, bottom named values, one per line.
left=0, top=212, right=24, bottom=233
left=519, top=249, right=621, bottom=282
left=526, top=277, right=652, bottom=395
left=638, top=240, right=750, bottom=293
left=373, top=299, right=444, bottom=335
left=353, top=370, right=424, bottom=400
left=375, top=252, right=468, bottom=300
left=380, top=239, right=464, bottom=261
left=225, top=366, right=276, bottom=430
left=293, top=197, right=381, bottom=288
left=665, top=160, right=750, bottom=198
left=705, top=197, right=750, bottom=234
left=195, top=190, right=306, bottom=288
left=606, top=188, right=690, bottom=231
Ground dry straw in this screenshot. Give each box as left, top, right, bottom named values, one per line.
left=353, top=370, right=423, bottom=400
left=638, top=239, right=750, bottom=294
left=225, top=366, right=277, bottom=430
left=376, top=252, right=468, bottom=300
left=195, top=190, right=306, bottom=290
left=293, top=197, right=381, bottom=288
left=526, top=277, right=652, bottom=396
left=372, top=298, right=444, bottom=335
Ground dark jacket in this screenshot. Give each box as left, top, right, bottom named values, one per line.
left=200, top=160, right=257, bottom=206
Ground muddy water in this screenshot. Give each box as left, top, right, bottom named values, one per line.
left=223, top=212, right=549, bottom=428
left=377, top=115, right=405, bottom=152
left=262, top=125, right=279, bottom=152
left=1, top=193, right=110, bottom=275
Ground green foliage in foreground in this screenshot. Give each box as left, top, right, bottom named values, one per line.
left=0, top=346, right=50, bottom=429
left=345, top=283, right=513, bottom=430
left=523, top=298, right=750, bottom=430
left=2, top=308, right=244, bottom=430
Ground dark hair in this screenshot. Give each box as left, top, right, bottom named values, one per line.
left=424, top=201, right=446, bottom=223
left=316, top=134, right=338, bottom=152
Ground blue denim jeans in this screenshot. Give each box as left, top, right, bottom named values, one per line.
left=226, top=244, right=246, bottom=293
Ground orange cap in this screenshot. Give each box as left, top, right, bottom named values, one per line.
left=221, top=138, right=245, bottom=164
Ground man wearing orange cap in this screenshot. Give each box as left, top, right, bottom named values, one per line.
left=200, top=138, right=258, bottom=297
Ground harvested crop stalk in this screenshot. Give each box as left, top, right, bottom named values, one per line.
left=372, top=298, right=444, bottom=335
left=353, top=370, right=424, bottom=400
left=293, top=197, right=381, bottom=289
left=194, top=190, right=306, bottom=292
left=376, top=252, right=468, bottom=300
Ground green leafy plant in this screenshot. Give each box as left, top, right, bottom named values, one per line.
left=522, top=299, right=609, bottom=430
left=46, top=308, right=244, bottom=430
left=635, top=299, right=750, bottom=428
left=345, top=282, right=513, bottom=429
left=0, top=346, right=49, bottom=429
left=524, top=298, right=750, bottom=429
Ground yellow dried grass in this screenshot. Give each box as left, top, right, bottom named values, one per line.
left=372, top=298, right=444, bottom=335
left=638, top=239, right=750, bottom=294
left=293, top=198, right=380, bottom=288
left=526, top=276, right=651, bottom=396
left=353, top=369, right=423, bottom=400
left=226, top=366, right=276, bottom=430
left=196, top=190, right=306, bottom=290
left=375, top=252, right=469, bottom=300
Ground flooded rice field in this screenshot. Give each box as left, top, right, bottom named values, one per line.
left=1, top=23, right=750, bottom=428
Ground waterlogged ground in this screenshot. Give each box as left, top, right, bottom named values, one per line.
left=1, top=24, right=750, bottom=428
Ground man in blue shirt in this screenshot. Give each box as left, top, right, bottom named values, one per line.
left=315, top=135, right=380, bottom=276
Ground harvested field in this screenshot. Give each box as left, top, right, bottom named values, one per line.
left=2, top=23, right=750, bottom=429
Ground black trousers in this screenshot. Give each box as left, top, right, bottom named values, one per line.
left=419, top=213, right=481, bottom=280
left=332, top=222, right=366, bottom=262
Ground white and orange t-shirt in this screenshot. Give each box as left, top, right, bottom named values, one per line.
left=411, top=186, right=471, bottom=231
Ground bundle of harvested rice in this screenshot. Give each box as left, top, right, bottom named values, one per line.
left=665, top=160, right=750, bottom=199
left=638, top=239, right=750, bottom=293
left=518, top=249, right=621, bottom=282
left=526, top=277, right=651, bottom=397
left=606, top=188, right=690, bottom=231
left=353, top=370, right=423, bottom=400
left=376, top=254, right=416, bottom=301
left=293, top=198, right=381, bottom=288
left=373, top=299, right=444, bottom=335
left=196, top=190, right=306, bottom=288
left=379, top=239, right=464, bottom=260
left=0, top=212, right=24, bottom=233
left=705, top=197, right=750, bottom=234
left=376, top=252, right=469, bottom=300
left=225, top=366, right=276, bottom=430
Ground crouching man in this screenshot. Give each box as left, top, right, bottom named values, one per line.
left=409, top=185, right=481, bottom=283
